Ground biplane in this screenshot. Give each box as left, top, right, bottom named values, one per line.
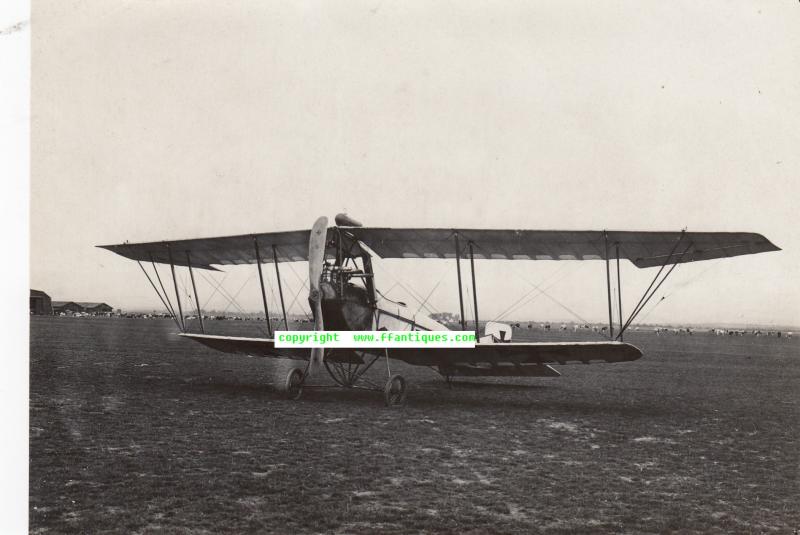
left=99, top=214, right=779, bottom=406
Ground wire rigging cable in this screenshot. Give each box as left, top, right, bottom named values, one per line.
left=491, top=263, right=571, bottom=322
left=282, top=261, right=312, bottom=318
left=199, top=271, right=229, bottom=310
left=284, top=277, right=312, bottom=319
left=198, top=271, right=257, bottom=321
left=372, top=260, right=450, bottom=316
left=633, top=259, right=722, bottom=325
left=500, top=258, right=597, bottom=335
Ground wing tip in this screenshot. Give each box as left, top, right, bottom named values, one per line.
left=624, top=343, right=644, bottom=361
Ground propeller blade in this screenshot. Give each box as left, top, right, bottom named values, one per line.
left=308, top=216, right=328, bottom=367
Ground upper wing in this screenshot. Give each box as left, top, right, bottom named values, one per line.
left=98, top=227, right=779, bottom=270
left=347, top=228, right=779, bottom=268
left=97, top=229, right=324, bottom=270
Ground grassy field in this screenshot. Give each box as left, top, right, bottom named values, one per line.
left=30, top=317, right=799, bottom=534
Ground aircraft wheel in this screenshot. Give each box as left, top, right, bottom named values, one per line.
left=383, top=374, right=407, bottom=407
left=285, top=368, right=304, bottom=400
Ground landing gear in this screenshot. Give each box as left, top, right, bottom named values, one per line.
left=285, top=368, right=304, bottom=400
left=283, top=352, right=407, bottom=407
left=324, top=354, right=379, bottom=388
left=383, top=374, right=407, bottom=407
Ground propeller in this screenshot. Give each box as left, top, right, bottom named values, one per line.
left=308, top=216, right=328, bottom=368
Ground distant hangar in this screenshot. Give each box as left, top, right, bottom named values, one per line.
left=30, top=290, right=53, bottom=315
left=52, top=301, right=113, bottom=315
left=30, top=290, right=113, bottom=315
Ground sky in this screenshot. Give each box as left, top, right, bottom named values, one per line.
left=31, top=0, right=800, bottom=327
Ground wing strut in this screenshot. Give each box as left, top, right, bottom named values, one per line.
left=253, top=237, right=273, bottom=336
left=616, top=233, right=693, bottom=340
left=186, top=252, right=205, bottom=333
left=615, top=243, right=623, bottom=341
left=604, top=231, right=614, bottom=339
left=454, top=233, right=466, bottom=331
left=272, top=245, right=289, bottom=330
left=166, top=244, right=185, bottom=332
left=136, top=260, right=182, bottom=331
left=148, top=253, right=177, bottom=320
left=468, top=241, right=479, bottom=338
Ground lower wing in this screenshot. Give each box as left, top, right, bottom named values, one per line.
left=179, top=333, right=641, bottom=377
left=390, top=341, right=642, bottom=377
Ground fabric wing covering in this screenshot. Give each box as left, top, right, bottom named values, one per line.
left=347, top=228, right=779, bottom=268
left=179, top=333, right=643, bottom=366
left=98, top=227, right=779, bottom=270
left=98, top=230, right=316, bottom=270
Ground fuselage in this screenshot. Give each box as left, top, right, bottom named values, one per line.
left=319, top=277, right=449, bottom=333
left=317, top=226, right=450, bottom=335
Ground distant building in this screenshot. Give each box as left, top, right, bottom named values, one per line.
left=30, top=289, right=53, bottom=315
left=78, top=302, right=113, bottom=314
left=52, top=301, right=114, bottom=315
left=52, top=301, right=84, bottom=314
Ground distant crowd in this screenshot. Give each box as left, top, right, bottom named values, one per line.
left=493, top=322, right=794, bottom=338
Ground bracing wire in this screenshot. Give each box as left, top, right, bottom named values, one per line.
left=491, top=263, right=571, bottom=322
left=381, top=282, right=399, bottom=298
left=150, top=261, right=177, bottom=319
left=285, top=282, right=309, bottom=318
left=284, top=260, right=310, bottom=290
left=412, top=278, right=444, bottom=318
left=215, top=274, right=269, bottom=336
left=499, top=259, right=598, bottom=335
left=219, top=274, right=256, bottom=316
left=463, top=283, right=475, bottom=329
left=281, top=261, right=312, bottom=317
left=464, top=241, right=595, bottom=329
left=637, top=296, right=667, bottom=324
left=200, top=271, right=229, bottom=310
left=373, top=260, right=449, bottom=316
left=199, top=271, right=241, bottom=313
left=136, top=260, right=182, bottom=330
left=267, top=276, right=280, bottom=321
left=198, top=271, right=255, bottom=320
left=630, top=259, right=722, bottom=327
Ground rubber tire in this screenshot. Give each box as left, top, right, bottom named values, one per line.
left=383, top=374, right=407, bottom=407
left=285, top=368, right=304, bottom=400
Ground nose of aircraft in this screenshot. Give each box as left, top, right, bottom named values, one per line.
left=334, top=213, right=362, bottom=227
